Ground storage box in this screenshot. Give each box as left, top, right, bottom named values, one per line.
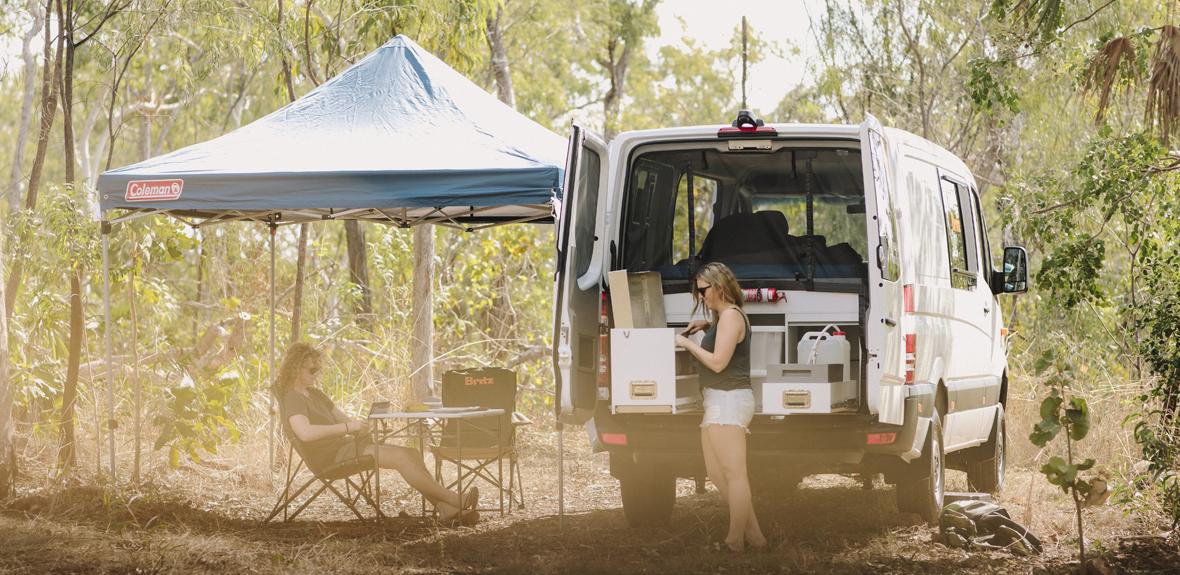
left=610, top=328, right=701, bottom=414
left=759, top=363, right=857, bottom=415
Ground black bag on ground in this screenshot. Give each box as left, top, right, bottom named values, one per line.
left=938, top=500, right=1043, bottom=556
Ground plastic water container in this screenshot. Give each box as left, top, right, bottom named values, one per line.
left=797, top=326, right=851, bottom=382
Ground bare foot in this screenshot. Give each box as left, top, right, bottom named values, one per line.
left=723, top=537, right=744, bottom=552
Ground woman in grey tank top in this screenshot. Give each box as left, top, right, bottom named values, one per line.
left=675, top=262, right=767, bottom=552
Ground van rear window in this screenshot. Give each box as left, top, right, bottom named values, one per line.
left=621, top=146, right=867, bottom=284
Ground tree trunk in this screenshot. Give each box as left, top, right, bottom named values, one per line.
left=0, top=225, right=12, bottom=497
left=410, top=225, right=434, bottom=399
left=344, top=220, right=372, bottom=321
left=5, top=0, right=64, bottom=321
left=7, top=0, right=44, bottom=214
left=290, top=223, right=308, bottom=340
left=485, top=3, right=515, bottom=109
left=57, top=268, right=82, bottom=472
left=61, top=0, right=76, bottom=185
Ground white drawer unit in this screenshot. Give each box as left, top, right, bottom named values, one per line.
left=758, top=363, right=858, bottom=415
left=610, top=328, right=701, bottom=414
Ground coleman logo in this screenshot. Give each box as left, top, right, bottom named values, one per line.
left=125, top=179, right=183, bottom=202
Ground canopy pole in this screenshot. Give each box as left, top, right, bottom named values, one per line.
left=268, top=223, right=277, bottom=473
left=558, top=421, right=564, bottom=530
left=101, top=221, right=116, bottom=482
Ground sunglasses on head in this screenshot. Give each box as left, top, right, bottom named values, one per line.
left=696, top=284, right=711, bottom=297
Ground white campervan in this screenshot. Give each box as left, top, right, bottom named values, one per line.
left=552, top=112, right=1029, bottom=525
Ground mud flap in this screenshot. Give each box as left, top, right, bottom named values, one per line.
left=879, top=384, right=906, bottom=425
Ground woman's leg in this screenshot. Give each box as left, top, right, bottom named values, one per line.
left=706, top=425, right=766, bottom=549
left=365, top=444, right=462, bottom=513
left=700, top=426, right=729, bottom=500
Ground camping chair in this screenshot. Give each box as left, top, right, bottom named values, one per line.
left=432, top=367, right=530, bottom=515
left=265, top=431, right=380, bottom=523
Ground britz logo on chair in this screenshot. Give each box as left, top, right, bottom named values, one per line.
left=464, top=376, right=495, bottom=386
left=125, top=179, right=183, bottom=201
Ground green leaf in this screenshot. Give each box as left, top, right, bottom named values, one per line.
left=169, top=445, right=180, bottom=468
left=1066, top=397, right=1091, bottom=441
left=1030, top=418, right=1061, bottom=447
left=1041, top=456, right=1078, bottom=490
left=1040, top=393, right=1063, bottom=420
left=1076, top=458, right=1096, bottom=472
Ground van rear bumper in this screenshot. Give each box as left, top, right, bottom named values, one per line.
left=598, top=391, right=933, bottom=480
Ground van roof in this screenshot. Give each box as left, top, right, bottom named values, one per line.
left=610, top=122, right=974, bottom=186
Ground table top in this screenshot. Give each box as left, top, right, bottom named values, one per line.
left=368, top=406, right=506, bottom=420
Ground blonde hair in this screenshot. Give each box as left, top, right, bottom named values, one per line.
left=692, top=262, right=743, bottom=320
left=273, top=342, right=322, bottom=397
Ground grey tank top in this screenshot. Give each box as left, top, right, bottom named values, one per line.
left=698, top=308, right=752, bottom=391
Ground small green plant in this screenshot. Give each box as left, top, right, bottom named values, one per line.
left=152, top=368, right=242, bottom=467
left=1030, top=347, right=1106, bottom=565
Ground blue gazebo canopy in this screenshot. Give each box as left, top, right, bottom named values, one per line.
left=97, top=35, right=567, bottom=228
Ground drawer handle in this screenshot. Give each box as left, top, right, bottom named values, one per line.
left=782, top=390, right=811, bottom=409
left=630, top=382, right=657, bottom=399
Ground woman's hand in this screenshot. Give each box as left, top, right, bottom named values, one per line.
left=675, top=334, right=693, bottom=349
left=681, top=319, right=710, bottom=336
left=345, top=420, right=371, bottom=436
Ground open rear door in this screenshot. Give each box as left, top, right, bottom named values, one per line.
left=553, top=124, right=607, bottom=424
left=859, top=115, right=906, bottom=424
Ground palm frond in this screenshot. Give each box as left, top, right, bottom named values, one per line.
left=1084, top=36, right=1137, bottom=125
left=1147, top=25, right=1180, bottom=143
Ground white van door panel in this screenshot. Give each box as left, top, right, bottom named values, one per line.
left=860, top=116, right=904, bottom=422
left=554, top=125, right=607, bottom=424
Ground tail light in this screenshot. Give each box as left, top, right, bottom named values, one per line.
left=904, top=285, right=917, bottom=385
left=600, top=432, right=628, bottom=446
left=597, top=292, right=611, bottom=395
left=905, top=333, right=917, bottom=384
left=866, top=432, right=897, bottom=445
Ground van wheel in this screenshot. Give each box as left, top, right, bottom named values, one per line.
left=619, top=464, right=676, bottom=527
left=896, top=413, right=945, bottom=525
left=966, top=407, right=1006, bottom=494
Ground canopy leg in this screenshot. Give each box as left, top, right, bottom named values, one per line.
left=268, top=223, right=276, bottom=475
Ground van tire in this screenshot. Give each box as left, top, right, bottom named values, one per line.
left=896, top=413, right=944, bottom=525
left=619, top=465, right=676, bottom=527
left=966, top=407, right=1006, bottom=494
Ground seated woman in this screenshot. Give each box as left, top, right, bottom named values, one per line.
left=274, top=342, right=478, bottom=526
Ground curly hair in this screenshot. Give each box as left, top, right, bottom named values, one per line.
left=273, top=342, right=322, bottom=397
left=691, top=261, right=744, bottom=320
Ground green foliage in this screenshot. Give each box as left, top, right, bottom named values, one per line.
left=967, top=57, right=1021, bottom=115
left=1028, top=343, right=1103, bottom=561
left=152, top=369, right=243, bottom=466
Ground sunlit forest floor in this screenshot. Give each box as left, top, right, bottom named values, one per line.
left=1, top=389, right=1177, bottom=574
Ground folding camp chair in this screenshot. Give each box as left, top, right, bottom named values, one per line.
left=265, top=433, right=379, bottom=523
left=432, top=367, right=529, bottom=515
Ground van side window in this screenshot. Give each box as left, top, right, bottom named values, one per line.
left=969, top=189, right=993, bottom=274
left=573, top=147, right=602, bottom=278
left=868, top=130, right=900, bottom=281
left=939, top=178, right=975, bottom=290
left=672, top=173, right=717, bottom=265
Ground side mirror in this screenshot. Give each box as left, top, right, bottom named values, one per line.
left=991, top=246, right=1028, bottom=294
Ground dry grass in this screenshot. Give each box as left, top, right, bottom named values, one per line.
left=1, top=379, right=1176, bottom=574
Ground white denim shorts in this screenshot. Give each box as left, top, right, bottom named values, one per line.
left=700, top=387, right=756, bottom=431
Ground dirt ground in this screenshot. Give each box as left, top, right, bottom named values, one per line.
left=1, top=427, right=1177, bottom=575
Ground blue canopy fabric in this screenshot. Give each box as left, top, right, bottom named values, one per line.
left=96, top=35, right=566, bottom=227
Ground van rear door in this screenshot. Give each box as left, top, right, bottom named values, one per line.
left=859, top=116, right=906, bottom=424
left=553, top=125, right=607, bottom=424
